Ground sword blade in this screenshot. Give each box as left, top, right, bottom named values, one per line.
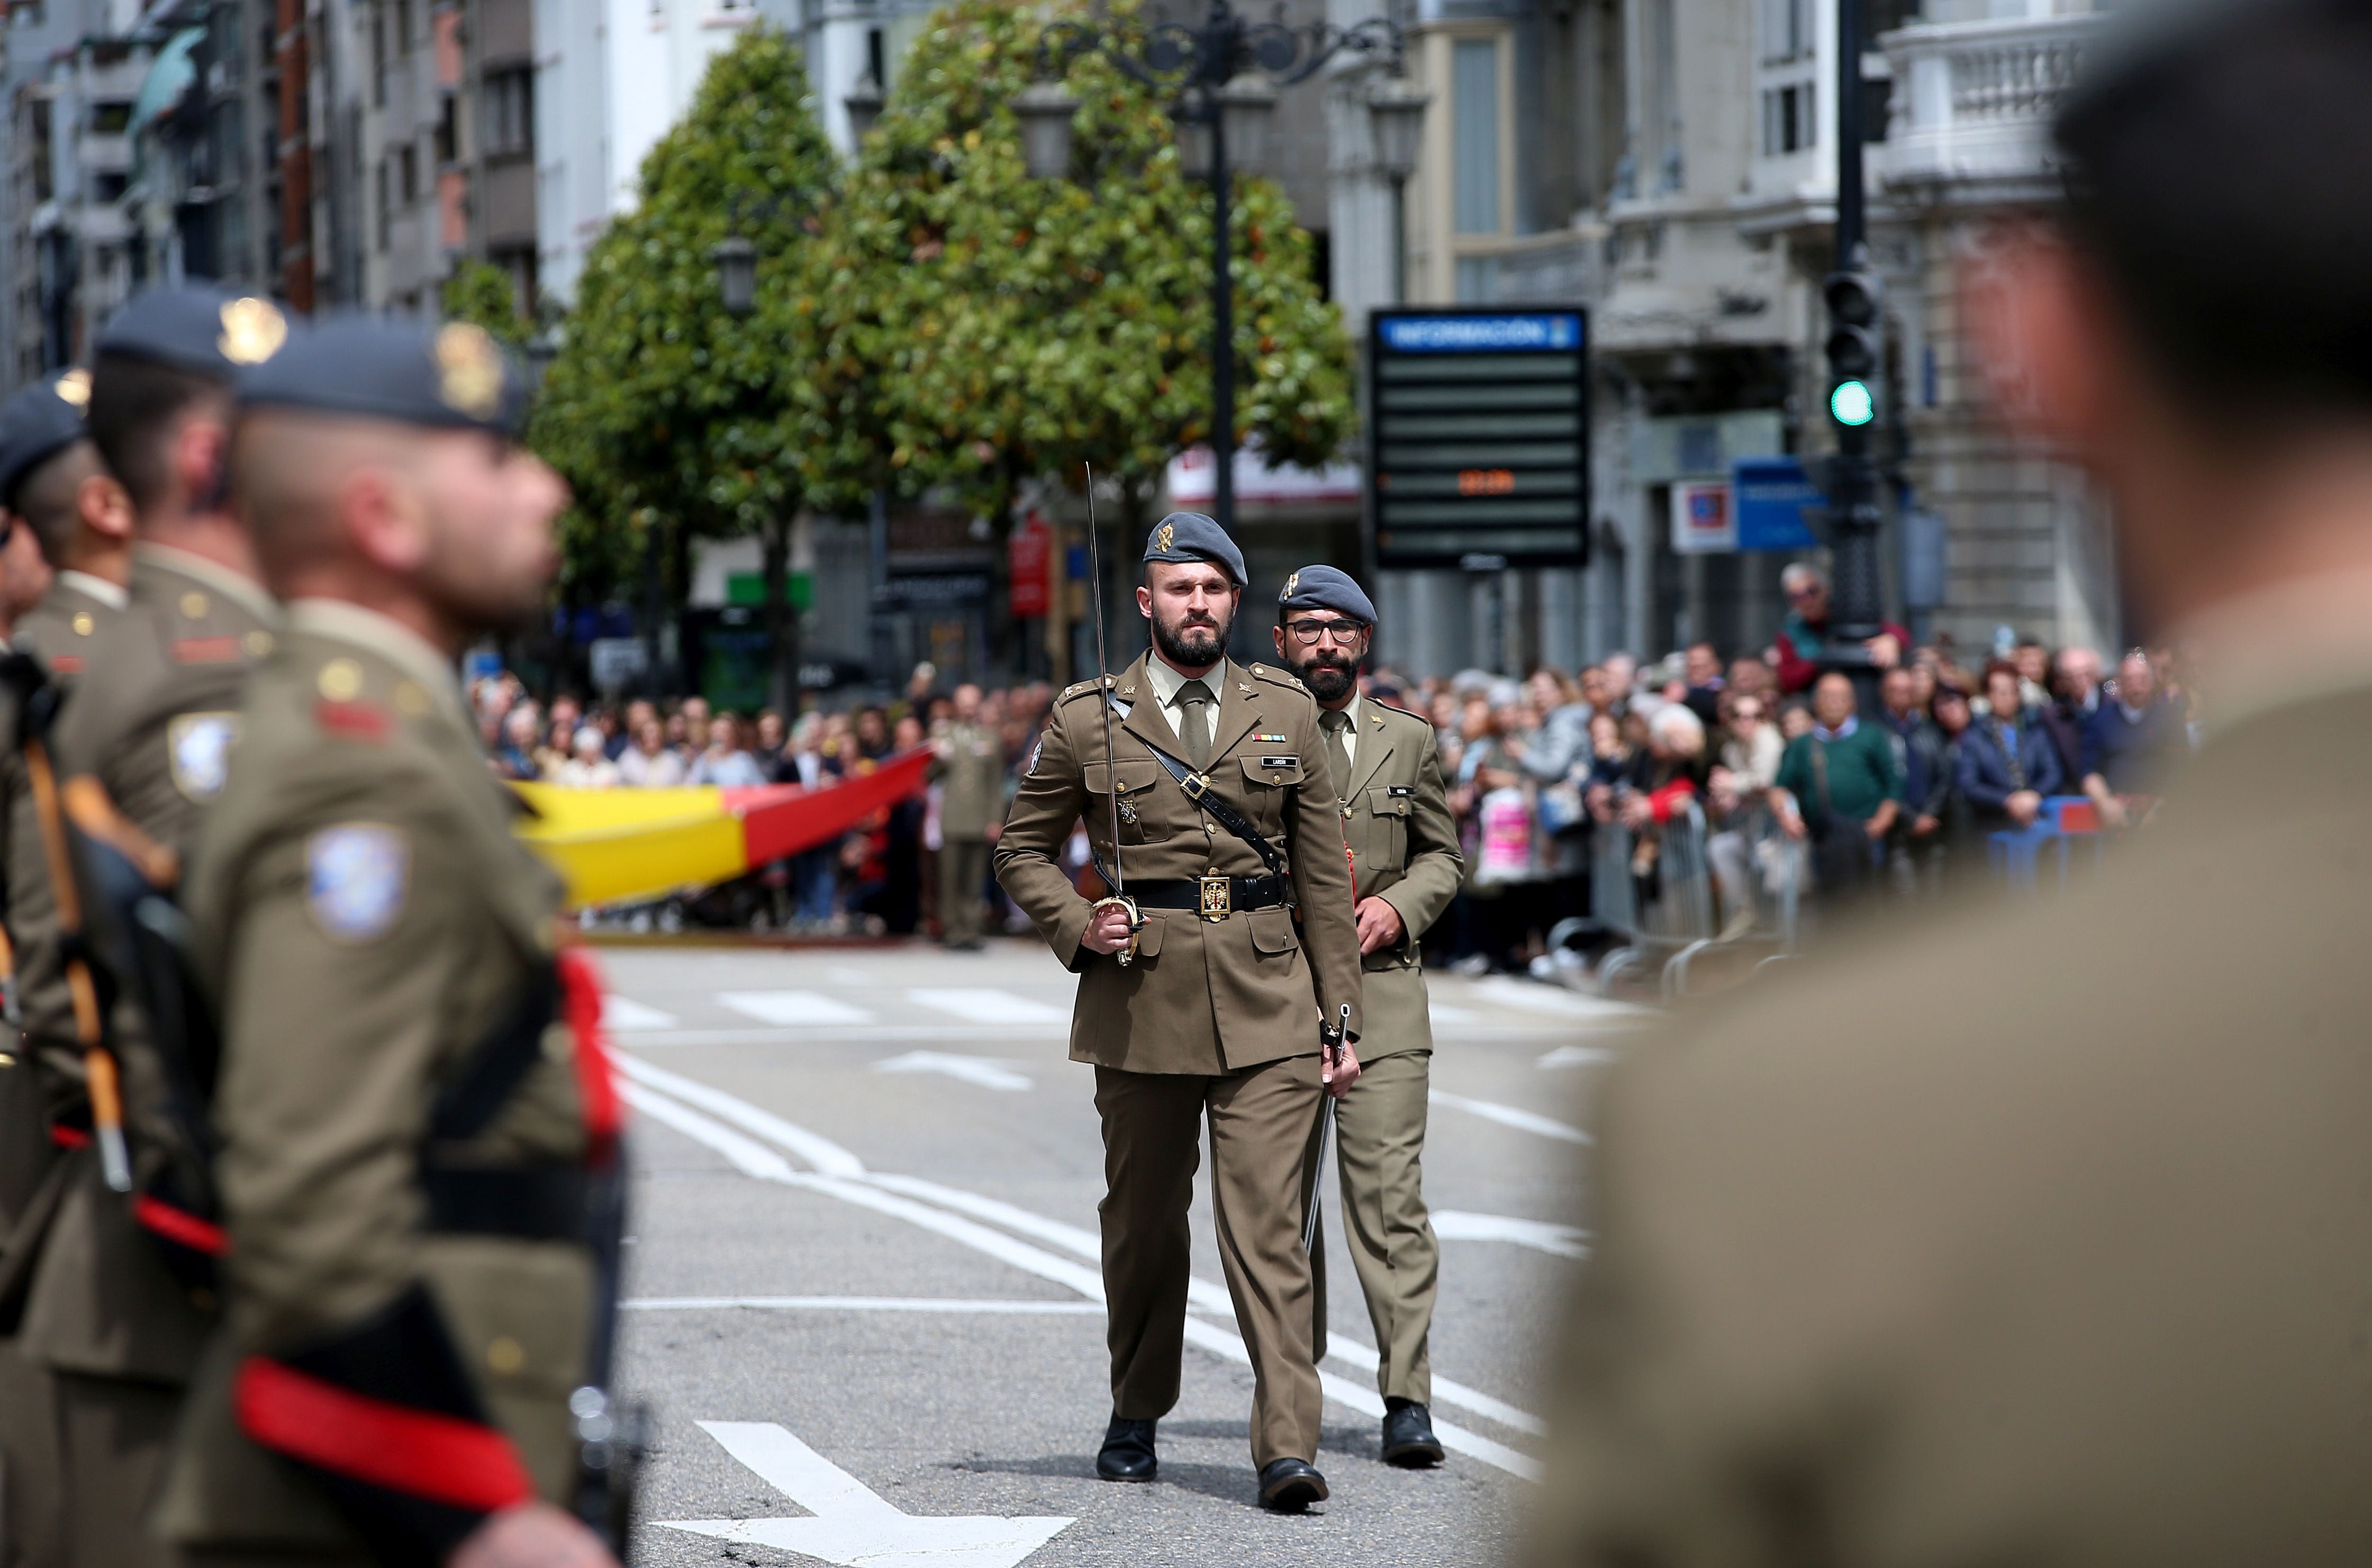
left=1085, top=463, right=1124, bottom=893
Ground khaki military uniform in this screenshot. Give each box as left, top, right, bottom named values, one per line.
left=1527, top=673, right=2372, bottom=1565
left=158, top=601, right=614, bottom=1565
left=996, top=651, right=1361, bottom=1467
left=932, top=719, right=1004, bottom=945
left=7, top=549, right=251, bottom=1568
left=0, top=572, right=129, bottom=1568
left=1306, top=695, right=1462, bottom=1406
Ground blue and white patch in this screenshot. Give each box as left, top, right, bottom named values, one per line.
left=167, top=712, right=239, bottom=801
left=306, top=824, right=409, bottom=943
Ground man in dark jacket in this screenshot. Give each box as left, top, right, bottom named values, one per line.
left=2038, top=645, right=2103, bottom=783
left=1959, top=662, right=2067, bottom=832
left=1879, top=668, right=1953, bottom=892
left=2081, top=651, right=2188, bottom=825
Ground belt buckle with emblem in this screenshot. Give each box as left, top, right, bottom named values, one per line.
left=1181, top=771, right=1211, bottom=802
left=1198, top=874, right=1232, bottom=921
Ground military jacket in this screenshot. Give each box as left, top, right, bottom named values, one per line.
left=51, top=544, right=276, bottom=863
left=1332, top=697, right=1463, bottom=1061
left=8, top=572, right=130, bottom=1054
left=995, top=651, right=1362, bottom=1074
left=159, top=601, right=608, bottom=1552
left=933, top=720, right=1006, bottom=839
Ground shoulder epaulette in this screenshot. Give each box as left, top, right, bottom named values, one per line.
left=1247, top=663, right=1312, bottom=696
left=1060, top=675, right=1117, bottom=703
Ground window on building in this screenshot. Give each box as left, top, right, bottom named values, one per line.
left=92, top=172, right=127, bottom=204
left=483, top=67, right=532, bottom=157
left=395, top=0, right=412, bottom=48
left=399, top=141, right=417, bottom=203
left=373, top=7, right=387, bottom=106
left=1451, top=38, right=1500, bottom=235
left=376, top=158, right=390, bottom=249
left=1455, top=256, right=1497, bottom=303
left=1762, top=81, right=1815, bottom=156
left=89, top=101, right=132, bottom=135
left=434, top=94, right=457, bottom=164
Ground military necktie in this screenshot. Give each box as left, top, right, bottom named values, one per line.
left=1320, top=708, right=1353, bottom=801
left=1176, top=679, right=1215, bottom=768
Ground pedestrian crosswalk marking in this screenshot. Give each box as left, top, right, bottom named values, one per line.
left=1538, top=1044, right=1616, bottom=1069
left=1472, top=975, right=1656, bottom=1021
left=622, top=1296, right=1100, bottom=1315
left=718, top=990, right=876, bottom=1026
left=601, top=996, right=679, bottom=1031
left=873, top=1051, right=1033, bottom=1091
left=1428, top=1003, right=1481, bottom=1024
left=906, top=988, right=1067, bottom=1026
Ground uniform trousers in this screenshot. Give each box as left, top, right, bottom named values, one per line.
left=1093, top=1055, right=1324, bottom=1469
left=939, top=838, right=991, bottom=945
left=1308, top=1050, right=1439, bottom=1406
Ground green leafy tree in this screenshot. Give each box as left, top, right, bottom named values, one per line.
left=535, top=25, right=847, bottom=706
left=821, top=0, right=1355, bottom=530
left=440, top=260, right=531, bottom=352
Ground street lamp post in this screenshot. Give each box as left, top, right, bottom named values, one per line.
left=712, top=208, right=802, bottom=717
left=1822, top=0, right=1887, bottom=700
left=1011, top=2, right=1421, bottom=538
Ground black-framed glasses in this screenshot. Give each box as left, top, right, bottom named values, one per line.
left=1283, top=618, right=1370, bottom=646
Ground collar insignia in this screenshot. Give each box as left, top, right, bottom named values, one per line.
left=219, top=297, right=289, bottom=365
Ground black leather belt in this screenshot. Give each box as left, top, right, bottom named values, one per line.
left=423, top=1163, right=589, bottom=1242
left=1127, top=873, right=1291, bottom=920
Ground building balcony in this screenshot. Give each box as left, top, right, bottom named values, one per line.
left=1882, top=10, right=2108, bottom=202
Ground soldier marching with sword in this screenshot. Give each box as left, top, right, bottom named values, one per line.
left=995, top=504, right=1362, bottom=1513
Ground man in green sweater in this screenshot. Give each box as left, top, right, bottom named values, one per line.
left=1771, top=672, right=1902, bottom=896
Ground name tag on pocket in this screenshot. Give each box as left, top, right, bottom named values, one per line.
left=1388, top=785, right=1415, bottom=797
left=1260, top=756, right=1302, bottom=771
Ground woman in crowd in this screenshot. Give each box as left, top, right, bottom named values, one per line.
left=617, top=716, right=687, bottom=787
left=556, top=728, right=621, bottom=788
left=687, top=714, right=768, bottom=787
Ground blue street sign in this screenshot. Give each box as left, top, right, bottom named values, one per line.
left=1732, top=456, right=1823, bottom=552
left=1377, top=312, right=1585, bottom=354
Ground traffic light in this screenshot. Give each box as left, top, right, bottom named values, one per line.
left=1824, top=266, right=1884, bottom=429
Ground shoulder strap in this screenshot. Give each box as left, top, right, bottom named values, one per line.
left=430, top=961, right=559, bottom=1143
left=1108, top=695, right=1291, bottom=884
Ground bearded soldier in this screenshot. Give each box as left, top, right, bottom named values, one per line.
left=994, top=511, right=1363, bottom=1511
left=1270, top=565, right=1463, bottom=1469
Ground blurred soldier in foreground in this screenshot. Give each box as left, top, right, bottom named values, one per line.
left=996, top=513, right=1363, bottom=1511
left=157, top=317, right=623, bottom=1567
left=0, top=370, right=119, bottom=1568
left=1270, top=566, right=1461, bottom=1467
left=1530, top=4, right=2372, bottom=1563
left=931, top=681, right=1002, bottom=950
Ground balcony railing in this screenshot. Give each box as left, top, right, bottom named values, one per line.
left=1883, top=11, right=2107, bottom=193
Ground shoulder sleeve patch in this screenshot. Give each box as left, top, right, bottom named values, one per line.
left=167, top=712, right=240, bottom=800
left=306, top=823, right=410, bottom=943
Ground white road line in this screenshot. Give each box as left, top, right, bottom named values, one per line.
left=865, top=1172, right=1545, bottom=1434
left=1431, top=1090, right=1592, bottom=1145
left=906, top=988, right=1070, bottom=1026
left=1471, top=976, right=1656, bottom=1022
left=623, top=1296, right=1102, bottom=1315
left=624, top=1076, right=1544, bottom=1480
left=1427, top=1003, right=1480, bottom=1025
left=873, top=1052, right=1034, bottom=1092
left=718, top=990, right=877, bottom=1027
left=602, top=997, right=680, bottom=1030
left=613, top=1026, right=1069, bottom=1047
left=621, top=1056, right=869, bottom=1177
left=1433, top=1210, right=1591, bottom=1259
left=1538, top=1044, right=1617, bottom=1070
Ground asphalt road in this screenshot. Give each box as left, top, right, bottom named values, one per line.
left=600, top=936, right=1647, bottom=1567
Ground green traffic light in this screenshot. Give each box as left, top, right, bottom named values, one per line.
left=1831, top=379, right=1876, bottom=427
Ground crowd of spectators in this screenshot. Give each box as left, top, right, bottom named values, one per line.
left=472, top=565, right=2197, bottom=963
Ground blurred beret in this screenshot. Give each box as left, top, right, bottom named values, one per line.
left=238, top=316, right=529, bottom=437
left=96, top=284, right=291, bottom=379
left=0, top=370, right=91, bottom=509
left=1276, top=564, right=1376, bottom=624
left=1142, top=511, right=1245, bottom=587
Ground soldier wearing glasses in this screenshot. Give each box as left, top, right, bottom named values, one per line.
left=1270, top=565, right=1463, bottom=1467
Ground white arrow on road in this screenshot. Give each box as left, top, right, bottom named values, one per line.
left=873, top=1051, right=1034, bottom=1091
left=659, top=1420, right=1073, bottom=1568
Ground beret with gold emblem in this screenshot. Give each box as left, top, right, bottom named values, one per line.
left=1140, top=510, right=1246, bottom=587
left=96, top=284, right=292, bottom=379
left=236, top=315, right=528, bottom=436
left=0, top=370, right=92, bottom=510
left=1275, top=563, right=1376, bottom=625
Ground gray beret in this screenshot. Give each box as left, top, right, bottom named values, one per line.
left=238, top=315, right=529, bottom=437
left=96, top=284, right=292, bottom=379
left=0, top=371, right=91, bottom=509
left=1277, top=564, right=1376, bottom=624
left=1142, top=511, right=1245, bottom=587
